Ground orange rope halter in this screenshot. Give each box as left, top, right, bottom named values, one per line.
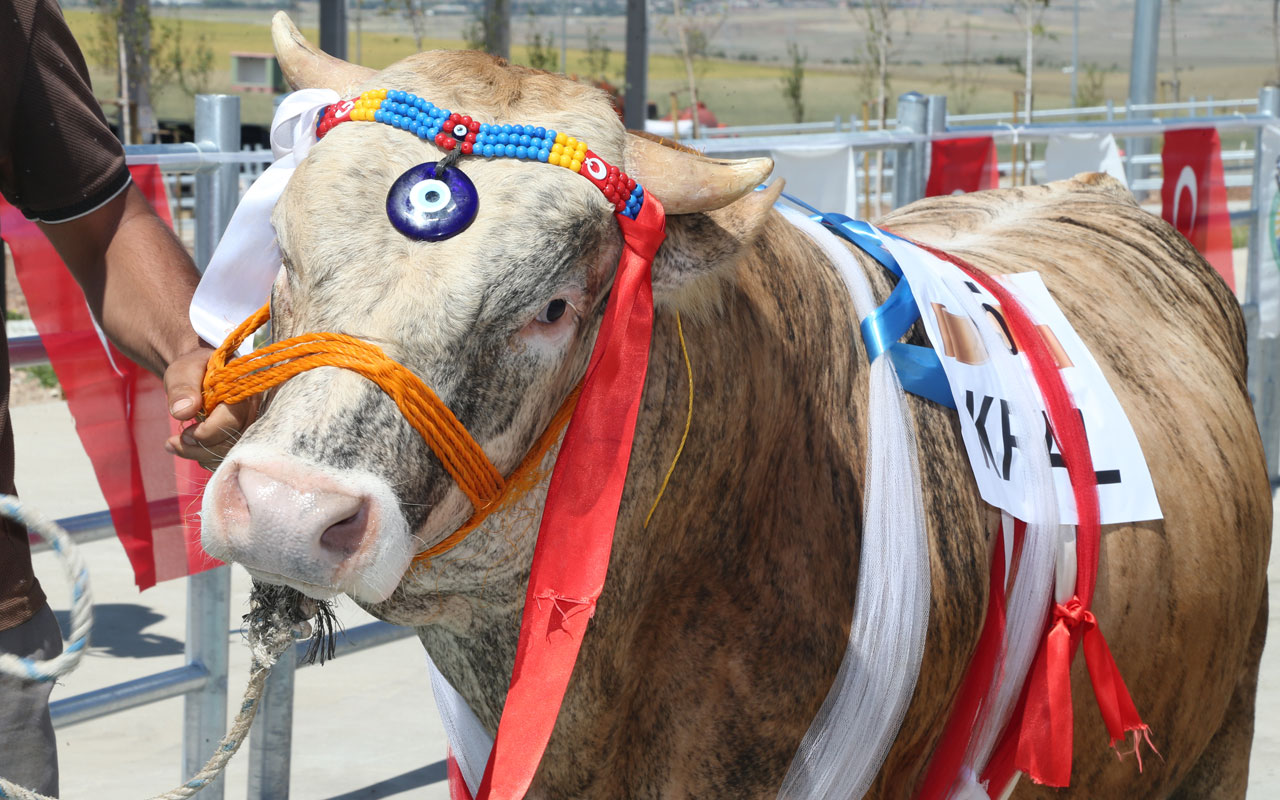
left=202, top=303, right=579, bottom=563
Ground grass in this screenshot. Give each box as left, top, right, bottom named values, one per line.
left=19, top=365, right=61, bottom=392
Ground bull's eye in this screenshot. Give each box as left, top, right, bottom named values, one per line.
left=536, top=299, right=568, bottom=324
left=386, top=162, right=478, bottom=241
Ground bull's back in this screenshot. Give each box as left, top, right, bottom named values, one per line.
left=880, top=174, right=1271, bottom=796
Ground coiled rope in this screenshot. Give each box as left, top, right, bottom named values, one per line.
left=0, top=496, right=91, bottom=684
left=0, top=495, right=298, bottom=800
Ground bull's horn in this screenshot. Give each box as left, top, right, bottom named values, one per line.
left=272, top=12, right=375, bottom=94
left=624, top=132, right=774, bottom=215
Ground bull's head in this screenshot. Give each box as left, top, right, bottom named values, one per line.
left=201, top=13, right=776, bottom=607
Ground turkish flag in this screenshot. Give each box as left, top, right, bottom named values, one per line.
left=927, top=137, right=1000, bottom=197
left=1161, top=128, right=1234, bottom=290
left=0, top=165, right=217, bottom=589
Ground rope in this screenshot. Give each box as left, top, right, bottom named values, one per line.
left=205, top=304, right=503, bottom=510
left=0, top=496, right=298, bottom=800
left=206, top=304, right=585, bottom=563
left=644, top=312, right=693, bottom=529
left=0, top=497, right=92, bottom=683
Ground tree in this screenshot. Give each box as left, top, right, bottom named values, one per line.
left=1009, top=0, right=1051, bottom=125
left=780, top=41, right=806, bottom=123
left=385, top=0, right=429, bottom=53
left=855, top=0, right=916, bottom=213
left=85, top=0, right=213, bottom=142
left=524, top=10, right=558, bottom=72
left=665, top=0, right=728, bottom=139
left=584, top=25, right=612, bottom=83
left=944, top=18, right=980, bottom=114
left=1272, top=0, right=1279, bottom=84
left=1077, top=62, right=1115, bottom=108
left=1167, top=0, right=1181, bottom=102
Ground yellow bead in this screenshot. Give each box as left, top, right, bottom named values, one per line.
left=570, top=158, right=582, bottom=172
left=566, top=136, right=578, bottom=148
left=575, top=144, right=587, bottom=156
left=555, top=132, right=567, bottom=145
left=551, top=143, right=563, bottom=155
left=547, top=153, right=560, bottom=166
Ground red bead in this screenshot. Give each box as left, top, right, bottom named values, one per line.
left=448, top=113, right=461, bottom=124
left=615, top=199, right=627, bottom=212
left=468, top=120, right=481, bottom=133
left=626, top=177, right=636, bottom=191
left=465, top=132, right=477, bottom=144
left=461, top=141, right=474, bottom=155
left=608, top=165, right=619, bottom=177
left=434, top=133, right=446, bottom=146
left=442, top=136, right=456, bottom=150
left=461, top=115, right=472, bottom=127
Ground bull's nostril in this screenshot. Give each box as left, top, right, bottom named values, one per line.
left=319, top=502, right=370, bottom=558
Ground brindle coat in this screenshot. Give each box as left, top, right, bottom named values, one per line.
left=228, top=23, right=1271, bottom=799
left=366, top=174, right=1270, bottom=799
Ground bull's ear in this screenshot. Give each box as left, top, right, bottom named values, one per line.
left=272, top=12, right=376, bottom=94
left=650, top=180, right=784, bottom=313
left=624, top=132, right=773, bottom=215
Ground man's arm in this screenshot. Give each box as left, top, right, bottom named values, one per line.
left=38, top=183, right=200, bottom=374
left=37, top=183, right=253, bottom=466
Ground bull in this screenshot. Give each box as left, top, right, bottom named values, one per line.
left=199, top=13, right=1271, bottom=798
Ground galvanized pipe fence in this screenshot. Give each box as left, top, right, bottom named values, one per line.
left=9, top=87, right=1280, bottom=797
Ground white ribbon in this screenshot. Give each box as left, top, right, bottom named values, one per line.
left=189, top=89, right=340, bottom=353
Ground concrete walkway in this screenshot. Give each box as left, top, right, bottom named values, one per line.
left=9, top=397, right=1280, bottom=798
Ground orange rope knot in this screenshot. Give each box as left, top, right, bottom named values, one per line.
left=202, top=303, right=579, bottom=562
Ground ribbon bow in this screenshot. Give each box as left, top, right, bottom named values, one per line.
left=190, top=88, right=340, bottom=353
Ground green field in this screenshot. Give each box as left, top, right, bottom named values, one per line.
left=63, top=4, right=1277, bottom=131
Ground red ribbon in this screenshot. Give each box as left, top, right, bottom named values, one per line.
left=473, top=193, right=666, bottom=800
left=915, top=520, right=1010, bottom=800
left=898, top=239, right=1151, bottom=791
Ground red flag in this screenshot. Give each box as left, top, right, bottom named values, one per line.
left=0, top=165, right=217, bottom=589
left=927, top=137, right=1000, bottom=197
left=1161, top=128, right=1234, bottom=290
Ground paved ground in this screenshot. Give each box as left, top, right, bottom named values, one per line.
left=9, top=396, right=1280, bottom=798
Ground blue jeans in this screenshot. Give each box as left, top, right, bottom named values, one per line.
left=0, top=602, right=62, bottom=796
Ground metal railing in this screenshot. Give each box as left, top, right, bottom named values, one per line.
left=11, top=86, right=1280, bottom=797
left=9, top=95, right=415, bottom=800
left=692, top=96, right=1259, bottom=139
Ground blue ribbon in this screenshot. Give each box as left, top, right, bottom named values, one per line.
left=794, top=204, right=954, bottom=409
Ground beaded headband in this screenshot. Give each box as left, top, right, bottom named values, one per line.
left=316, top=88, right=646, bottom=220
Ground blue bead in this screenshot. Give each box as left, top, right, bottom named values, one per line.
left=516, top=145, right=528, bottom=158
left=505, top=144, right=517, bottom=157
left=545, top=129, right=557, bottom=141
left=479, top=123, right=490, bottom=134
left=501, top=124, right=512, bottom=134
left=374, top=110, right=384, bottom=123
left=518, top=134, right=530, bottom=146
left=534, top=126, right=546, bottom=138
left=483, top=144, right=494, bottom=157
left=538, top=148, right=550, bottom=162
left=418, top=126, right=429, bottom=139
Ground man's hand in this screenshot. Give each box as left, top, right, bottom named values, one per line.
left=163, top=347, right=258, bottom=470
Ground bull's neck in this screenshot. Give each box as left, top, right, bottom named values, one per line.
left=392, top=209, right=890, bottom=794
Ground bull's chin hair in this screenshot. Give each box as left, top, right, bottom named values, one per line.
left=246, top=580, right=340, bottom=665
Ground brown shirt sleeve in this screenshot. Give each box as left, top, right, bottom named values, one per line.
left=0, top=0, right=130, bottom=223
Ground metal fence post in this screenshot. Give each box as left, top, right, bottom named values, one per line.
left=184, top=94, right=240, bottom=799
left=247, top=650, right=296, bottom=799
left=925, top=94, right=947, bottom=195
left=1247, top=86, right=1280, bottom=480
left=194, top=95, right=241, bottom=273
left=894, top=91, right=928, bottom=208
